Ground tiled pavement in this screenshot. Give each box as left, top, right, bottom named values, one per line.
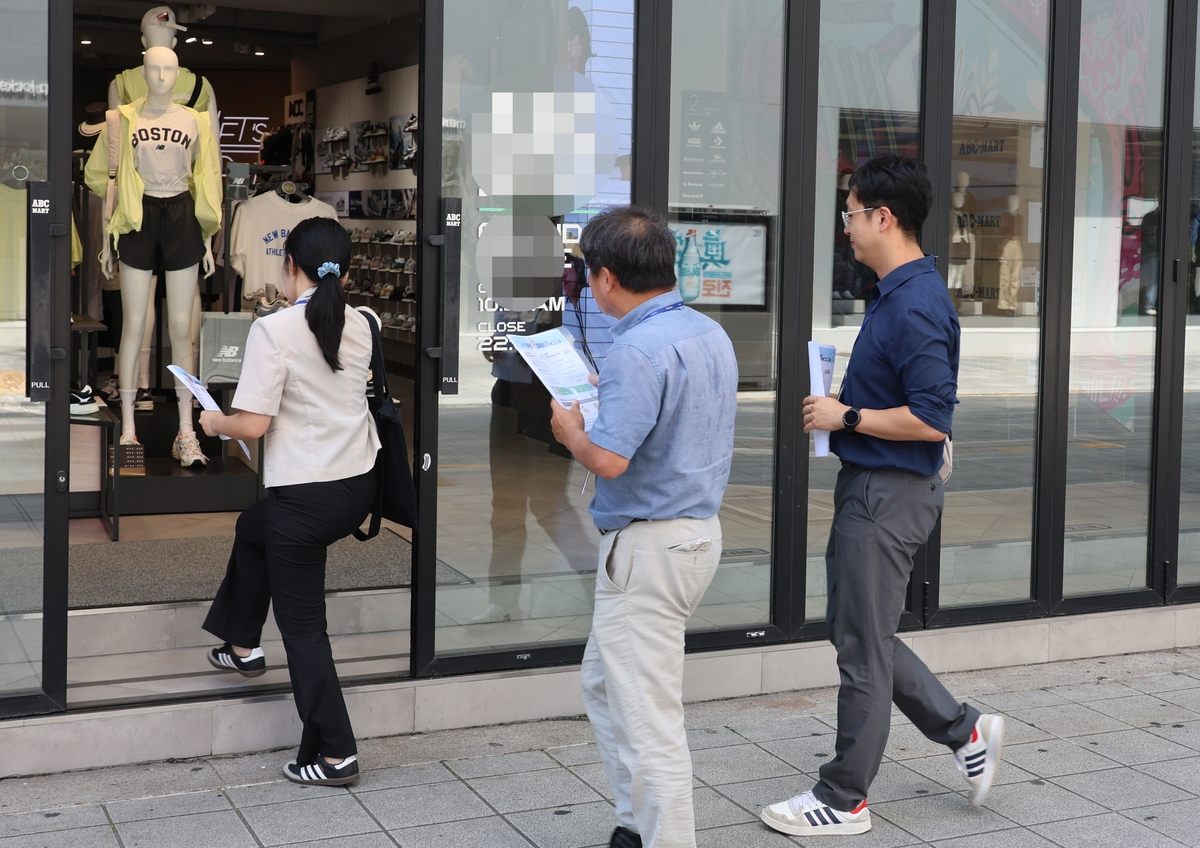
left=8, top=649, right=1200, bottom=847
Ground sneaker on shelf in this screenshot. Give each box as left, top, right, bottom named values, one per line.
left=400, top=315, right=417, bottom=331
left=404, top=229, right=416, bottom=244
left=242, top=287, right=265, bottom=306
left=207, top=643, right=266, bottom=678
left=284, top=754, right=360, bottom=787
left=379, top=312, right=394, bottom=327
left=403, top=113, right=418, bottom=133
left=70, top=384, right=99, bottom=415
left=381, top=284, right=395, bottom=299
left=331, top=126, right=348, bottom=142
left=256, top=297, right=287, bottom=318
left=332, top=153, right=351, bottom=167
left=380, top=228, right=394, bottom=242
left=401, top=285, right=415, bottom=302
left=367, top=149, right=386, bottom=164
left=953, top=714, right=1004, bottom=806
left=365, top=256, right=379, bottom=271
left=351, top=228, right=363, bottom=243
left=390, top=229, right=407, bottom=244
left=98, top=375, right=120, bottom=402
left=321, top=126, right=336, bottom=144
left=349, top=254, right=362, bottom=269
left=390, top=257, right=405, bottom=274
left=761, top=791, right=871, bottom=836
left=172, top=432, right=209, bottom=469
left=359, top=228, right=373, bottom=244
left=134, top=388, right=154, bottom=411
left=404, top=258, right=417, bottom=274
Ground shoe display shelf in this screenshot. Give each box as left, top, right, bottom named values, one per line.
left=343, top=223, right=419, bottom=378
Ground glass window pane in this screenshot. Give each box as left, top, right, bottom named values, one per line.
left=668, top=0, right=785, bottom=633
left=808, top=0, right=923, bottom=622
left=940, top=1, right=1049, bottom=607
left=1064, top=0, right=1168, bottom=596
left=1179, top=12, right=1200, bottom=586
left=436, top=0, right=633, bottom=657
left=0, top=0, right=47, bottom=695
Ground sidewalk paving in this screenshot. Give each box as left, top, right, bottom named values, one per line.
left=6, top=648, right=1200, bottom=847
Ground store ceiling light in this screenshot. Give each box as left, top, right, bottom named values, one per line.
left=185, top=36, right=197, bottom=44
left=201, top=38, right=213, bottom=45
left=79, top=34, right=91, bottom=45
left=254, top=47, right=265, bottom=56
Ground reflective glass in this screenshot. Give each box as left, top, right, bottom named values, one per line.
left=0, top=0, right=47, bottom=694
left=1179, top=11, right=1200, bottom=586
left=807, top=0, right=923, bottom=621
left=940, top=0, right=1049, bottom=607
left=436, top=0, right=633, bottom=656
left=668, top=0, right=784, bottom=633
left=1064, top=0, right=1168, bottom=596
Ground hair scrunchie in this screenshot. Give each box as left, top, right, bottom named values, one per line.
left=317, top=261, right=341, bottom=279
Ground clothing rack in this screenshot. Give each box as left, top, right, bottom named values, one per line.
left=222, top=163, right=291, bottom=313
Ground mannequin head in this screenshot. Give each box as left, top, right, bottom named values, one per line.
left=956, top=171, right=970, bottom=191
left=143, top=47, right=180, bottom=103
left=952, top=191, right=964, bottom=209
left=141, top=6, right=186, bottom=50
left=1007, top=194, right=1021, bottom=214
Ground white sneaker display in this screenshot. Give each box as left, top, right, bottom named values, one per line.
left=954, top=714, right=1004, bottom=806
left=172, top=433, right=209, bottom=469
left=760, top=791, right=871, bottom=836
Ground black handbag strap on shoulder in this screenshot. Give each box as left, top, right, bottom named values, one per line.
left=354, top=311, right=388, bottom=541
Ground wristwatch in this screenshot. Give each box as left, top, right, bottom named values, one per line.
left=842, top=407, right=862, bottom=433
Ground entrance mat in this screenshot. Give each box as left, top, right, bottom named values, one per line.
left=2, top=529, right=472, bottom=612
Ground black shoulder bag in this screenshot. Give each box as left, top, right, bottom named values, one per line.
left=353, top=313, right=418, bottom=540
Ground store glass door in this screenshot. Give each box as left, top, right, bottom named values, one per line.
left=429, top=0, right=634, bottom=662
left=0, top=0, right=63, bottom=716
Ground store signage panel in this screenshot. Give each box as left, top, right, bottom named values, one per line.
left=670, top=223, right=766, bottom=307
left=679, top=91, right=735, bottom=208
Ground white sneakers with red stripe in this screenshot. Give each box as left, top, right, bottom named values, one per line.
left=954, top=714, right=1005, bottom=806
left=760, top=791, right=871, bottom=836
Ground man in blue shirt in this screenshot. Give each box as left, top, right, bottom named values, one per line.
left=762, top=156, right=1004, bottom=838
left=551, top=207, right=738, bottom=848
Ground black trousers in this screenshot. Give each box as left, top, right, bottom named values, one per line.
left=203, top=470, right=377, bottom=762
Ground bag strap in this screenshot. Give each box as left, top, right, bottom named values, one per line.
left=186, top=74, right=203, bottom=109
left=353, top=310, right=387, bottom=542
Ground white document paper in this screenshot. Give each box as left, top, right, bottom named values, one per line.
left=807, top=341, right=836, bottom=457
left=167, top=365, right=252, bottom=461
left=506, top=328, right=599, bottom=432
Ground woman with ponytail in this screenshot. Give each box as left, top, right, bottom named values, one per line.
left=197, top=216, right=380, bottom=786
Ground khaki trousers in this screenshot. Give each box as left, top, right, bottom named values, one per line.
left=581, top=516, right=722, bottom=848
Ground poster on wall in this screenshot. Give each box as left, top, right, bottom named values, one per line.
left=315, top=191, right=349, bottom=217
left=670, top=222, right=766, bottom=307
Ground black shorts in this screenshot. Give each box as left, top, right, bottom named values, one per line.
left=118, top=192, right=205, bottom=272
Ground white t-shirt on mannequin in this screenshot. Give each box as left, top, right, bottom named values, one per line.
left=132, top=104, right=197, bottom=196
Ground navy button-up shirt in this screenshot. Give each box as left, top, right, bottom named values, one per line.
left=830, top=255, right=958, bottom=477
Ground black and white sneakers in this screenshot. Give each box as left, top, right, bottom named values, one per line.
left=70, top=384, right=99, bottom=415
left=284, top=754, right=360, bottom=786
left=954, top=714, right=1005, bottom=805
left=207, top=643, right=266, bottom=677
left=760, top=791, right=872, bottom=835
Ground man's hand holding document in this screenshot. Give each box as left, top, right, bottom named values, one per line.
left=807, top=341, right=836, bottom=456
left=506, top=327, right=599, bottom=432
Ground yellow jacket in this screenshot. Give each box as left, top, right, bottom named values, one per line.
left=84, top=98, right=222, bottom=242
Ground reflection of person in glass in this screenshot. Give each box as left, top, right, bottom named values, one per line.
left=763, top=156, right=1005, bottom=837
left=477, top=265, right=601, bottom=624
left=566, top=6, right=593, bottom=75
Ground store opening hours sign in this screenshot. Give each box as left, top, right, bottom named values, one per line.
left=669, top=223, right=767, bottom=306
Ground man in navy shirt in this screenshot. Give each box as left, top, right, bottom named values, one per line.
left=762, top=155, right=1004, bottom=837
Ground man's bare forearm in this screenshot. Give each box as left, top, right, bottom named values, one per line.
left=560, top=428, right=629, bottom=479
left=857, top=406, right=945, bottom=442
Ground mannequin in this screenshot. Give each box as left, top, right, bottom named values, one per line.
left=948, top=190, right=976, bottom=297
left=106, top=5, right=212, bottom=405
left=997, top=195, right=1023, bottom=313
left=85, top=46, right=222, bottom=467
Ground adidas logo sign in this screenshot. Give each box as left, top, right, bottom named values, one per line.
left=711, top=122, right=726, bottom=134
left=688, top=121, right=700, bottom=131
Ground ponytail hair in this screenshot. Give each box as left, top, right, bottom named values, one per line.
left=282, top=217, right=352, bottom=371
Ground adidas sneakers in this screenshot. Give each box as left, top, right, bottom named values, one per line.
left=284, top=754, right=360, bottom=787
left=760, top=791, right=871, bottom=836
left=70, top=384, right=99, bottom=415
left=134, top=387, right=154, bottom=411
left=208, top=643, right=266, bottom=677
left=954, top=714, right=1004, bottom=806
left=172, top=433, right=209, bottom=469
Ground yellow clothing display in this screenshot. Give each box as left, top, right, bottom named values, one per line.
left=114, top=66, right=214, bottom=113
left=84, top=98, right=223, bottom=242
left=0, top=183, right=26, bottom=321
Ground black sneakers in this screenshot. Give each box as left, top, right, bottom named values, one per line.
left=284, top=754, right=360, bottom=786
left=70, top=384, right=99, bottom=415
left=207, top=643, right=267, bottom=677
left=610, top=827, right=642, bottom=848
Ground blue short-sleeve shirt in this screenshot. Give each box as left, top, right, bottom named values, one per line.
left=830, top=255, right=959, bottom=476
left=588, top=290, right=739, bottom=531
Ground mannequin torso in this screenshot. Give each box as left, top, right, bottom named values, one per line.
left=132, top=103, right=198, bottom=196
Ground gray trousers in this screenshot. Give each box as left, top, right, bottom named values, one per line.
left=814, top=463, right=979, bottom=811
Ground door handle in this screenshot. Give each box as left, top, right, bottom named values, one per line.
left=26, top=181, right=52, bottom=402
left=438, top=197, right=462, bottom=395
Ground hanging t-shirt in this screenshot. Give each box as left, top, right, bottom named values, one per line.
left=229, top=192, right=339, bottom=289
left=131, top=105, right=198, bottom=196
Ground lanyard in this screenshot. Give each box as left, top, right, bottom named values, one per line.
left=294, top=298, right=309, bottom=306
left=632, top=301, right=683, bottom=328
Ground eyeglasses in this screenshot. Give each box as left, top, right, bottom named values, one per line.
left=841, top=207, right=877, bottom=228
